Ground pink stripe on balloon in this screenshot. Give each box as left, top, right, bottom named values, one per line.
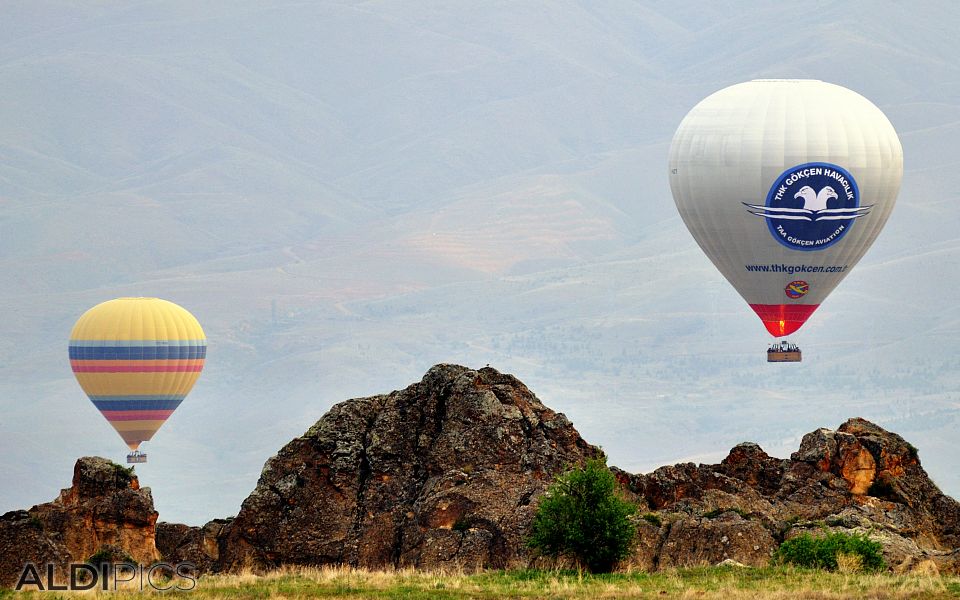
left=101, top=410, right=175, bottom=421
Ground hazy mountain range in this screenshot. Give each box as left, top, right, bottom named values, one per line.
left=1, top=1, right=958, bottom=524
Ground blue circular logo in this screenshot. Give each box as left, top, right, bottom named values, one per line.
left=744, top=162, right=867, bottom=252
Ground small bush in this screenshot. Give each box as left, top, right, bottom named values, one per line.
left=774, top=532, right=885, bottom=572
left=527, top=456, right=637, bottom=573
left=906, top=443, right=919, bottom=460
left=87, top=548, right=113, bottom=566
left=641, top=513, right=662, bottom=528
left=112, top=463, right=135, bottom=479
left=87, top=546, right=135, bottom=569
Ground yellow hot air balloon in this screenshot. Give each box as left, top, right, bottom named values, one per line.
left=69, top=298, right=206, bottom=463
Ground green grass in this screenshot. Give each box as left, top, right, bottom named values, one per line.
left=10, top=565, right=960, bottom=599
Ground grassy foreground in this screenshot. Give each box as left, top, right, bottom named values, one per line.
left=7, top=565, right=960, bottom=599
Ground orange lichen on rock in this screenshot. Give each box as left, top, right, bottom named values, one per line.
left=840, top=444, right=877, bottom=495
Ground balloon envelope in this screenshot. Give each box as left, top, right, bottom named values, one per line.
left=69, top=297, right=206, bottom=450
left=669, top=80, right=902, bottom=337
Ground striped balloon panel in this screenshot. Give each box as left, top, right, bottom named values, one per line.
left=69, top=298, right=206, bottom=451
left=70, top=340, right=204, bottom=449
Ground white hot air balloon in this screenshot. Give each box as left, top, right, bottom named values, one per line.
left=668, top=80, right=902, bottom=360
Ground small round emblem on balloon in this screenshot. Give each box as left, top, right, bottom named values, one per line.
left=784, top=281, right=809, bottom=300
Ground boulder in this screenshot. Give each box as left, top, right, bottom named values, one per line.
left=629, top=417, right=960, bottom=571
left=216, top=364, right=597, bottom=571
left=0, top=457, right=159, bottom=588
left=0, top=510, right=71, bottom=588
left=657, top=513, right=776, bottom=568
left=156, top=518, right=231, bottom=572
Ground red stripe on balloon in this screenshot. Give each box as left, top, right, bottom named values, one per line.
left=101, top=410, right=175, bottom=421
left=749, top=304, right=820, bottom=337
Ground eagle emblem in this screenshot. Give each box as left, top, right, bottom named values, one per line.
left=744, top=185, right=871, bottom=222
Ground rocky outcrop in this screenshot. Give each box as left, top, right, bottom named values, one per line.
left=216, top=364, right=597, bottom=571
left=5, top=366, right=959, bottom=580
left=194, top=367, right=960, bottom=574
left=621, top=417, right=960, bottom=573
left=0, top=457, right=160, bottom=587
left=156, top=518, right=232, bottom=573
left=653, top=513, right=776, bottom=569
left=0, top=510, right=71, bottom=588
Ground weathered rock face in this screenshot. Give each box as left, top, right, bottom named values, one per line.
left=0, top=457, right=160, bottom=587
left=620, top=417, right=960, bottom=573
left=654, top=513, right=776, bottom=569
left=217, top=364, right=597, bottom=571
left=0, top=510, right=71, bottom=588
left=156, top=518, right=232, bottom=573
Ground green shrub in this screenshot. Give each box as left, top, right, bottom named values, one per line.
left=906, top=443, right=919, bottom=460
left=641, top=513, right=662, bottom=528
left=86, top=546, right=135, bottom=568
left=111, top=463, right=135, bottom=480
left=87, top=548, right=113, bottom=566
left=774, top=531, right=885, bottom=572
left=527, top=456, right=637, bottom=573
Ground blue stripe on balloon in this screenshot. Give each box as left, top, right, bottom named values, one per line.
left=68, top=345, right=207, bottom=360
left=90, top=397, right=185, bottom=411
